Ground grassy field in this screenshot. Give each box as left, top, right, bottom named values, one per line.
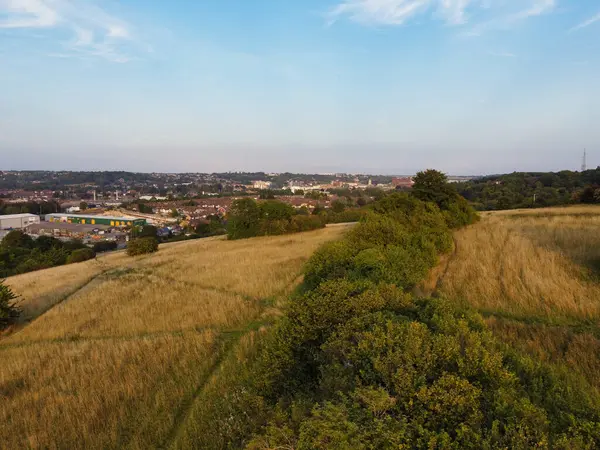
left=437, top=205, right=600, bottom=391
left=0, top=227, right=347, bottom=450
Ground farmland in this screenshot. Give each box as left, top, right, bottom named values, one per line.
left=0, top=227, right=347, bottom=449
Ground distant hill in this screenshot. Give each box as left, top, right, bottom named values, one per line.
left=456, top=167, right=600, bottom=210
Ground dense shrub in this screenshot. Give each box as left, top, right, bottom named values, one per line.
left=239, top=184, right=600, bottom=448
left=92, top=241, right=118, bottom=253
left=66, top=248, right=96, bottom=264
left=0, top=279, right=20, bottom=329
left=326, top=208, right=368, bottom=224
left=227, top=199, right=325, bottom=240
left=126, top=237, right=159, bottom=256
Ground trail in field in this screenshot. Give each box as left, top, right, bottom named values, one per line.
left=160, top=273, right=303, bottom=450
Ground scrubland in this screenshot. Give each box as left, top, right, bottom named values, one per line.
left=438, top=205, right=600, bottom=390
left=0, top=227, right=346, bottom=450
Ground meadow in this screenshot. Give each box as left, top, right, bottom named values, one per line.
left=437, top=205, right=600, bottom=391
left=0, top=226, right=347, bottom=450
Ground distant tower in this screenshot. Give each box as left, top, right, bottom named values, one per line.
left=582, top=149, right=587, bottom=172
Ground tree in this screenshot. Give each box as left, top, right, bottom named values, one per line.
left=1, top=230, right=33, bottom=250
left=138, top=225, right=158, bottom=238
left=0, top=279, right=20, bottom=329
left=33, top=235, right=63, bottom=252
left=66, top=248, right=96, bottom=264
left=259, top=200, right=294, bottom=221
left=79, top=201, right=88, bottom=211
left=259, top=190, right=276, bottom=200
left=227, top=198, right=262, bottom=240
left=127, top=237, right=159, bottom=256
left=331, top=200, right=347, bottom=214
left=412, top=169, right=457, bottom=209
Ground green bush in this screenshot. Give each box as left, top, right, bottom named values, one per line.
left=92, top=241, right=118, bottom=253
left=228, top=198, right=326, bottom=239
left=66, top=248, right=96, bottom=264
left=126, top=237, right=159, bottom=256
left=303, top=240, right=358, bottom=290
left=198, top=178, right=599, bottom=448
left=0, top=279, right=20, bottom=329
left=288, top=215, right=325, bottom=233
left=243, top=189, right=598, bottom=448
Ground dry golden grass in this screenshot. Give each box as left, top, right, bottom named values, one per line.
left=486, top=317, right=600, bottom=389
left=5, top=251, right=131, bottom=321
left=0, top=332, right=217, bottom=450
left=0, top=227, right=346, bottom=450
left=440, top=212, right=600, bottom=320
left=439, top=206, right=600, bottom=390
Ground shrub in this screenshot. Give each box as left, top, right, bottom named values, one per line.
left=245, top=189, right=599, bottom=448
left=0, top=279, right=20, bottom=329
left=126, top=237, right=159, bottom=256
left=92, top=241, right=118, bottom=253
left=303, top=240, right=358, bottom=290
left=289, top=215, right=325, bottom=233
left=1, top=230, right=33, bottom=249
left=66, top=248, right=96, bottom=264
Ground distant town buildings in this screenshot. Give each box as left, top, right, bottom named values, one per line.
left=253, top=181, right=272, bottom=190
left=392, top=177, right=414, bottom=188
left=0, top=213, right=40, bottom=230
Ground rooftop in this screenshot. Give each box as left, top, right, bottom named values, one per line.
left=45, top=213, right=140, bottom=221
left=0, top=213, right=39, bottom=220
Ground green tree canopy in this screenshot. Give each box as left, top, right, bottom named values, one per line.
left=227, top=198, right=263, bottom=240
left=412, top=169, right=457, bottom=209
left=0, top=279, right=19, bottom=329
left=1, top=230, right=33, bottom=250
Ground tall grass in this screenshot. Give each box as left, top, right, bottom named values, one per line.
left=440, top=205, right=600, bottom=390
left=440, top=213, right=600, bottom=321
left=0, top=227, right=347, bottom=450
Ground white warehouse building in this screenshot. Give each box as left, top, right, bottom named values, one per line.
left=0, top=213, right=41, bottom=230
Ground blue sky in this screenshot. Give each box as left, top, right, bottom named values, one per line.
left=1, top=0, right=599, bottom=174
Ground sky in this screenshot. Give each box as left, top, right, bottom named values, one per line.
left=0, top=0, right=599, bottom=175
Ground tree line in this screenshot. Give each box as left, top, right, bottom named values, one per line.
left=457, top=167, right=600, bottom=210
left=189, top=170, right=600, bottom=448
left=0, top=232, right=96, bottom=278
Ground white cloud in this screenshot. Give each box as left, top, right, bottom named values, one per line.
left=329, top=0, right=555, bottom=31
left=0, top=0, right=59, bottom=28
left=0, top=0, right=144, bottom=62
left=569, top=12, right=600, bottom=33
left=488, top=50, right=516, bottom=57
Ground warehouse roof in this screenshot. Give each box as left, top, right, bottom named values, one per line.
left=0, top=213, right=39, bottom=220
left=45, top=213, right=140, bottom=221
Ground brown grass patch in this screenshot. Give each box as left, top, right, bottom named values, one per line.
left=0, top=227, right=346, bottom=449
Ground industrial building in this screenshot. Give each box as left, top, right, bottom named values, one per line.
left=0, top=213, right=41, bottom=230
left=44, top=213, right=146, bottom=227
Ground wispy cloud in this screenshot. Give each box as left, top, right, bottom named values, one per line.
left=328, top=0, right=555, bottom=33
left=569, top=12, right=600, bottom=33
left=0, top=0, right=146, bottom=62
left=488, top=50, right=517, bottom=58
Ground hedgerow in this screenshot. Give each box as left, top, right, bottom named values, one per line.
left=195, top=172, right=600, bottom=449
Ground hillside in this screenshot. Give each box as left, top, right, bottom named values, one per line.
left=0, top=227, right=348, bottom=449
left=436, top=205, right=600, bottom=392
left=3, top=201, right=600, bottom=449
left=456, top=169, right=600, bottom=210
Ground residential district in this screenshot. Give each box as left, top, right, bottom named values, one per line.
left=0, top=171, right=473, bottom=246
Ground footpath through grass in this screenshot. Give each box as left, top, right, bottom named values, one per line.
left=438, top=205, right=600, bottom=391
left=0, top=227, right=346, bottom=450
